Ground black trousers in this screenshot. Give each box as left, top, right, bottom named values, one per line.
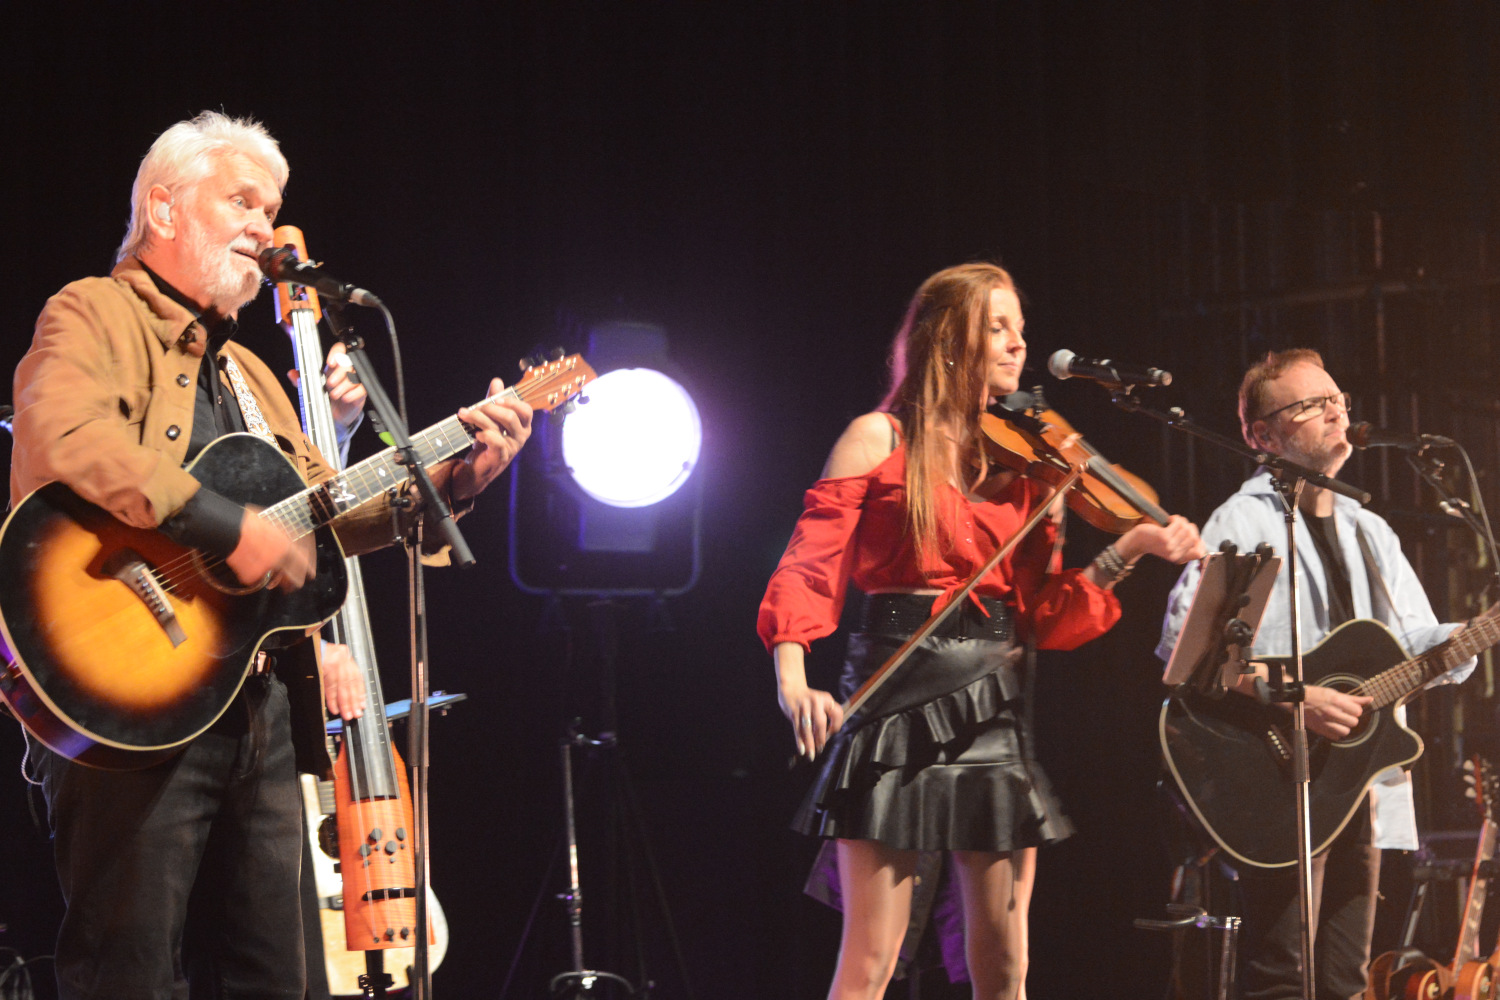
left=1234, top=798, right=1380, bottom=1000
left=36, top=674, right=306, bottom=1000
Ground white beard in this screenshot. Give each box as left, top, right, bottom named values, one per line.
left=182, top=216, right=263, bottom=312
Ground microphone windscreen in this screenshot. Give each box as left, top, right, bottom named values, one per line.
left=1046, top=349, right=1076, bottom=379
left=257, top=245, right=299, bottom=281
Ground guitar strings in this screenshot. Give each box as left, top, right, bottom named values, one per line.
left=1348, top=606, right=1500, bottom=707
left=143, top=364, right=586, bottom=592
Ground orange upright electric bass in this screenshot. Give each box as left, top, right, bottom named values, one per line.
left=274, top=226, right=461, bottom=989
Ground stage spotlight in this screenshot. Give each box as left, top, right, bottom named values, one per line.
left=561, top=368, right=701, bottom=509
left=508, top=322, right=703, bottom=596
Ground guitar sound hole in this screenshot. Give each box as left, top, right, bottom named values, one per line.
left=1319, top=672, right=1377, bottom=748
left=191, top=550, right=267, bottom=596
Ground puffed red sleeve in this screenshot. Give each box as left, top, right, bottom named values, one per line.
left=757, top=474, right=871, bottom=653
left=1004, top=486, right=1121, bottom=650
left=1020, top=567, right=1121, bottom=649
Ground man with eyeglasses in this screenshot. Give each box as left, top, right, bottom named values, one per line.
left=1157, top=348, right=1474, bottom=1000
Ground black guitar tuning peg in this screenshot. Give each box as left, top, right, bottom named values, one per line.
left=518, top=358, right=533, bottom=374
left=548, top=346, right=565, bottom=361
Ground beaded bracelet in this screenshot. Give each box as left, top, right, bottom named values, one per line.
left=1091, top=543, right=1136, bottom=588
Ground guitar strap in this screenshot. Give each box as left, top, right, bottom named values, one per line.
left=220, top=355, right=279, bottom=448
left=1355, top=523, right=1399, bottom=628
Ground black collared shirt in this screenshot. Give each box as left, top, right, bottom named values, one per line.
left=143, top=263, right=249, bottom=558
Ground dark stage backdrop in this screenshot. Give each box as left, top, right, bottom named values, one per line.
left=3, top=4, right=1500, bottom=998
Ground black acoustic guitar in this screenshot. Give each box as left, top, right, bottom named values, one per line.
left=0, top=356, right=593, bottom=769
left=1160, top=604, right=1500, bottom=869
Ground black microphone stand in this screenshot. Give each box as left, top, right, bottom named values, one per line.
left=1110, top=388, right=1369, bottom=1000
left=1402, top=445, right=1500, bottom=602
left=336, top=322, right=474, bottom=1000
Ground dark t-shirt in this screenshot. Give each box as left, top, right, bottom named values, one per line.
left=1306, top=513, right=1355, bottom=628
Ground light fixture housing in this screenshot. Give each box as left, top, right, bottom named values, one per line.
left=508, top=321, right=703, bottom=596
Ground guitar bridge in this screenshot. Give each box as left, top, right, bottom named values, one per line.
left=1265, top=725, right=1291, bottom=764
left=103, top=550, right=187, bottom=648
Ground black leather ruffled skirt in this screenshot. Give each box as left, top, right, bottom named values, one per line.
left=791, top=597, right=1074, bottom=853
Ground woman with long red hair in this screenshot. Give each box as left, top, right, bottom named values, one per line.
left=758, top=261, right=1205, bottom=999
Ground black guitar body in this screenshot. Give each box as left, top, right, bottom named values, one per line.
left=1160, top=618, right=1423, bottom=869
left=0, top=434, right=347, bottom=769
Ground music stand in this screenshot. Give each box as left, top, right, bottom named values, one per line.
left=1163, top=546, right=1282, bottom=696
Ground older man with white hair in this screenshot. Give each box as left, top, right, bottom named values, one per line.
left=11, top=111, right=531, bottom=1000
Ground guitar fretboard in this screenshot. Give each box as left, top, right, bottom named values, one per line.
left=263, top=410, right=482, bottom=537
left=1357, top=603, right=1500, bottom=708
left=1456, top=819, right=1499, bottom=968
left=249, top=354, right=589, bottom=539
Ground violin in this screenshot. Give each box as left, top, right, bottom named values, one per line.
left=979, top=402, right=1169, bottom=533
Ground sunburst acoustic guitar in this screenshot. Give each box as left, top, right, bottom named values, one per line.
left=0, top=355, right=593, bottom=769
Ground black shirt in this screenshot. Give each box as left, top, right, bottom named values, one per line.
left=1306, top=512, right=1356, bottom=628
left=143, top=263, right=250, bottom=558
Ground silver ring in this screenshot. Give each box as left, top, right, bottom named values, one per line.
left=800, top=716, right=812, bottom=729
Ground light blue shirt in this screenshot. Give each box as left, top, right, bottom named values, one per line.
left=1158, top=468, right=1474, bottom=850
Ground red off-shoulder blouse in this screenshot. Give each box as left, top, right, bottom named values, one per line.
left=757, top=444, right=1121, bottom=653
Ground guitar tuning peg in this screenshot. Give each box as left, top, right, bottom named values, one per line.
left=1464, top=760, right=1476, bottom=772
left=548, top=346, right=566, bottom=362
left=518, top=358, right=534, bottom=374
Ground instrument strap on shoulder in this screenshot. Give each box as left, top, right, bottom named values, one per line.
left=221, top=355, right=279, bottom=448
left=1356, top=523, right=1399, bottom=628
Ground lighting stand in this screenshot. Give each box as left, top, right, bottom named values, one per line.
left=540, top=599, right=695, bottom=1000
left=548, top=725, right=638, bottom=1000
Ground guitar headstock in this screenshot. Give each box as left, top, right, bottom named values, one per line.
left=512, top=353, right=596, bottom=414
left=1465, top=755, right=1500, bottom=823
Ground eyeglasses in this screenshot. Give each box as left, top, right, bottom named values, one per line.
left=1257, top=392, right=1353, bottom=424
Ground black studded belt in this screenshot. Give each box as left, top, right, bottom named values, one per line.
left=858, top=592, right=1015, bottom=644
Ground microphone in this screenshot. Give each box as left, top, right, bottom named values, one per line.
left=257, top=246, right=383, bottom=308
left=1347, top=422, right=1456, bottom=450
left=1047, top=349, right=1172, bottom=388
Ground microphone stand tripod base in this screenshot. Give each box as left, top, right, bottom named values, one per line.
left=548, top=969, right=639, bottom=998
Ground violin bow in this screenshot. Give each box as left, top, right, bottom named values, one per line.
left=827, top=467, right=1085, bottom=740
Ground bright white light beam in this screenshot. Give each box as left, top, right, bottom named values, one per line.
left=561, top=368, right=702, bottom=508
